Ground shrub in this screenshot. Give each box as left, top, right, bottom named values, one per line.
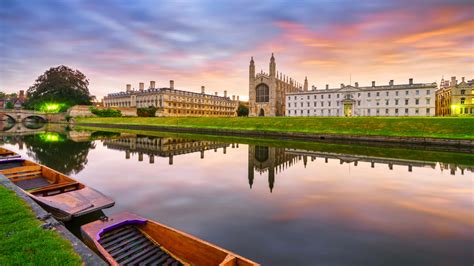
left=5, top=101, right=14, bottom=109
left=89, top=106, right=122, bottom=117
left=137, top=106, right=158, bottom=117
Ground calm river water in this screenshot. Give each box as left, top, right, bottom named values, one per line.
left=1, top=127, right=473, bottom=266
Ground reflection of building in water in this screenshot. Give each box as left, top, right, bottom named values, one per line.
left=248, top=145, right=301, bottom=192
left=103, top=137, right=234, bottom=165
left=285, top=148, right=473, bottom=175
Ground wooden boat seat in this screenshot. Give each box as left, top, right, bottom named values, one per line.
left=98, top=225, right=183, bottom=266
left=6, top=171, right=42, bottom=180
left=29, top=182, right=81, bottom=196
left=1, top=165, right=42, bottom=176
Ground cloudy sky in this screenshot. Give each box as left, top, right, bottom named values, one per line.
left=1, top=0, right=473, bottom=100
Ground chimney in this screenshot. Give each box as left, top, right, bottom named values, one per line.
left=389, top=80, right=394, bottom=86
left=139, top=82, right=144, bottom=91
left=224, top=90, right=227, bottom=98
left=461, top=77, right=465, bottom=83
left=340, top=83, right=344, bottom=88
left=355, top=82, right=359, bottom=88
left=215, top=92, right=218, bottom=96
left=201, top=86, right=205, bottom=94
left=19, top=90, right=25, bottom=100
left=372, top=81, right=375, bottom=87
left=232, top=95, right=235, bottom=101
left=126, top=84, right=131, bottom=92
left=409, top=78, right=413, bottom=85
left=325, top=84, right=329, bottom=90
left=150, top=81, right=155, bottom=89
left=450, top=76, right=456, bottom=86
left=237, top=95, right=240, bottom=101
left=170, top=80, right=174, bottom=89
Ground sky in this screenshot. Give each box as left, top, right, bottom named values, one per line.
left=0, top=0, right=473, bottom=100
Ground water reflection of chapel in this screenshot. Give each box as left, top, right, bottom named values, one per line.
left=248, top=145, right=302, bottom=192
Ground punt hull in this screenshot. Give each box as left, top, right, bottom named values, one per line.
left=0, top=156, right=114, bottom=221
left=81, top=212, right=259, bottom=266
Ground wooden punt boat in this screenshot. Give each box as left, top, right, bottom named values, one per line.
left=0, top=158, right=114, bottom=221
left=0, top=147, right=21, bottom=161
left=81, top=212, right=259, bottom=266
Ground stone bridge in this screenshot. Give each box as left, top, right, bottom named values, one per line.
left=0, top=122, right=47, bottom=136
left=0, top=109, right=48, bottom=123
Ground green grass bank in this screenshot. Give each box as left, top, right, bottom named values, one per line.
left=76, top=116, right=474, bottom=140
left=0, top=185, right=82, bottom=265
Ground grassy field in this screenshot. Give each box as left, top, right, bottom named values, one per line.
left=76, top=116, right=474, bottom=139
left=0, top=186, right=82, bottom=265
left=78, top=126, right=474, bottom=166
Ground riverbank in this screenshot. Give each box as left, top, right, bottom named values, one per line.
left=76, top=117, right=474, bottom=146
left=0, top=185, right=82, bottom=265
left=76, top=125, right=474, bottom=166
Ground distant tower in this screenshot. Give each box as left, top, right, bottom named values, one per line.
left=304, top=76, right=308, bottom=91
left=269, top=53, right=276, bottom=77
left=249, top=57, right=256, bottom=108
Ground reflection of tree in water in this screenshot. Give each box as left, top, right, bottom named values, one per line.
left=23, top=133, right=95, bottom=175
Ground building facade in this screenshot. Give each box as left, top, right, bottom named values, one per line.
left=435, top=76, right=474, bottom=116
left=104, top=81, right=239, bottom=117
left=249, top=54, right=304, bottom=116
left=286, top=79, right=437, bottom=117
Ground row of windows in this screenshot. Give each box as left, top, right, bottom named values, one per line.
left=288, top=90, right=432, bottom=101
left=459, top=98, right=474, bottom=104
left=288, top=108, right=432, bottom=116
left=459, top=90, right=474, bottom=95
left=288, top=98, right=432, bottom=108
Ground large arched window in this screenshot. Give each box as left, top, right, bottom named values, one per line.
left=255, top=146, right=269, bottom=162
left=256, top=84, right=269, bottom=102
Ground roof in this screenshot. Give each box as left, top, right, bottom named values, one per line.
left=286, top=82, right=437, bottom=95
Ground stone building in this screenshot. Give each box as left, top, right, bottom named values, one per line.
left=248, top=54, right=303, bottom=116
left=104, top=80, right=239, bottom=117
left=435, top=76, right=474, bottom=116
left=286, top=79, right=437, bottom=117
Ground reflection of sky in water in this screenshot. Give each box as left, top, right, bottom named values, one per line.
left=2, top=139, right=473, bottom=265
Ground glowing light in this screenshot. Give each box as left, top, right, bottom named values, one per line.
left=39, top=103, right=67, bottom=113
left=38, top=133, right=65, bottom=142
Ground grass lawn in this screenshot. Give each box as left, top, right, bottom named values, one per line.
left=76, top=116, right=474, bottom=140
left=0, top=186, right=82, bottom=265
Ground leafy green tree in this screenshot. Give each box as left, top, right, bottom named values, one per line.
left=24, top=65, right=92, bottom=111
left=237, top=103, right=249, bottom=116
left=5, top=101, right=14, bottom=109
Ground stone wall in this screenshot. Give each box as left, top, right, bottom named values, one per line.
left=67, top=105, right=137, bottom=117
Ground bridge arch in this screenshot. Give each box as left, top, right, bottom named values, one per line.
left=0, top=110, right=48, bottom=124
left=22, top=115, right=47, bottom=123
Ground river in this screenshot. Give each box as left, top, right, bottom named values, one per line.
left=1, top=125, right=473, bottom=265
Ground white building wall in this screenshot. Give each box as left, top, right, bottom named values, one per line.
left=286, top=82, right=436, bottom=117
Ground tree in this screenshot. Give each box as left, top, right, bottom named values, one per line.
left=237, top=103, right=249, bottom=116
left=5, top=101, right=14, bottom=109
left=24, top=65, right=92, bottom=111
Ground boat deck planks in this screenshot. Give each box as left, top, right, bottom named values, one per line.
left=15, top=176, right=51, bottom=190
left=98, top=225, right=183, bottom=266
